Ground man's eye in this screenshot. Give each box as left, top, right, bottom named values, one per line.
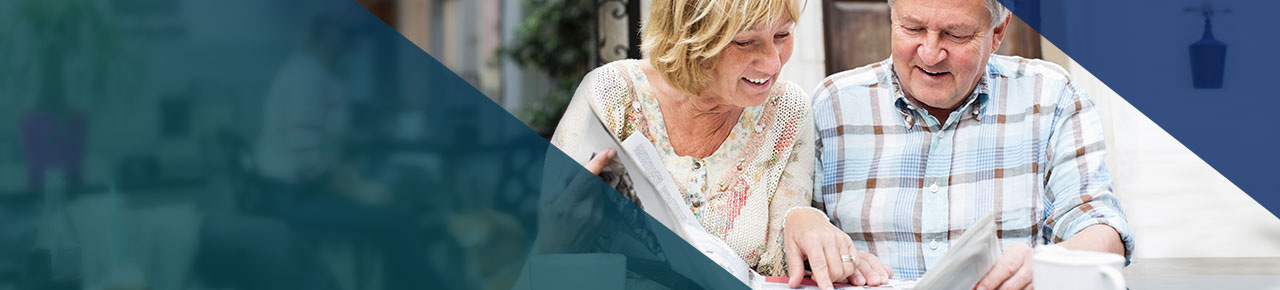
left=905, top=27, right=924, bottom=32
left=947, top=33, right=973, bottom=40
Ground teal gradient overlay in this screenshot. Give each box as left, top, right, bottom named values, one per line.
left=0, top=0, right=746, bottom=289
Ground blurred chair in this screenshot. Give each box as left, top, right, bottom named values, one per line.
left=213, top=130, right=387, bottom=290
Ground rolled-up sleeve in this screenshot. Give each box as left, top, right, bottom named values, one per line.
left=1043, top=84, right=1136, bottom=262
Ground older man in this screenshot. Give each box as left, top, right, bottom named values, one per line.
left=811, top=0, right=1134, bottom=289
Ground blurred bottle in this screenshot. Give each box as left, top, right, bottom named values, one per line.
left=35, top=170, right=83, bottom=286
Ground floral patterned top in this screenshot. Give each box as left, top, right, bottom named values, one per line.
left=550, top=59, right=815, bottom=276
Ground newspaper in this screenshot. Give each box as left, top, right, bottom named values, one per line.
left=753, top=276, right=919, bottom=290
left=912, top=211, right=1001, bottom=290
left=620, top=133, right=922, bottom=289
left=570, top=104, right=755, bottom=283
left=571, top=103, right=996, bottom=289
left=569, top=108, right=692, bottom=236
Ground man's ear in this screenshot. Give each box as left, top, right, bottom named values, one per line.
left=990, top=13, right=1012, bottom=53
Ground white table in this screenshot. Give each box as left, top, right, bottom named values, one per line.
left=1124, top=258, right=1280, bottom=290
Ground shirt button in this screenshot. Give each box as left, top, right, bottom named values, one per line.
left=929, top=183, right=939, bottom=193
left=929, top=240, right=939, bottom=250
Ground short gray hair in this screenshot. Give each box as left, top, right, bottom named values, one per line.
left=887, top=0, right=1010, bottom=29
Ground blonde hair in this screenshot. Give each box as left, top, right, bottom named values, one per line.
left=641, top=0, right=802, bottom=95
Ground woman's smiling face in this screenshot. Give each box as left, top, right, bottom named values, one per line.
left=700, top=17, right=795, bottom=107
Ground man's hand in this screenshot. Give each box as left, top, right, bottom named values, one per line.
left=974, top=225, right=1124, bottom=290
left=974, top=243, right=1033, bottom=290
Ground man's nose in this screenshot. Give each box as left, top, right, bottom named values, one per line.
left=917, top=32, right=947, bottom=66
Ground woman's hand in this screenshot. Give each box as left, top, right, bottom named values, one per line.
left=784, top=208, right=894, bottom=290
left=532, top=149, right=617, bottom=253
left=843, top=248, right=892, bottom=287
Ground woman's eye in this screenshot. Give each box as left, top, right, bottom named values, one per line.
left=734, top=40, right=753, bottom=46
left=774, top=32, right=791, bottom=39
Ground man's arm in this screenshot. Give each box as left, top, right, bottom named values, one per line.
left=1060, top=224, right=1125, bottom=256
left=1039, top=83, right=1134, bottom=259
left=975, top=80, right=1133, bottom=290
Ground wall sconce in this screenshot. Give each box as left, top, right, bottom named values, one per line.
left=1186, top=2, right=1229, bottom=89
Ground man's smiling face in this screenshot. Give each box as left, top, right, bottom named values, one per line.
left=890, top=0, right=1008, bottom=111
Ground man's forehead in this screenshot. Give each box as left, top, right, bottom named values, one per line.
left=892, top=0, right=989, bottom=30
left=896, top=14, right=984, bottom=31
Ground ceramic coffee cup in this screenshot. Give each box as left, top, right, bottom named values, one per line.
left=1032, top=245, right=1126, bottom=290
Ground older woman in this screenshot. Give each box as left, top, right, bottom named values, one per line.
left=537, top=0, right=893, bottom=288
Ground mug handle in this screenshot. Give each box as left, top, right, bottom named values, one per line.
left=1098, top=266, right=1127, bottom=290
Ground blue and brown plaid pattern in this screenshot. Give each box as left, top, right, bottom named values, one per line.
left=811, top=55, right=1134, bottom=279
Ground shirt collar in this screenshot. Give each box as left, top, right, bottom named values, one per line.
left=887, top=56, right=998, bottom=127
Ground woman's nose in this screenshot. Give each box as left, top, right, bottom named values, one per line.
left=755, top=41, right=783, bottom=73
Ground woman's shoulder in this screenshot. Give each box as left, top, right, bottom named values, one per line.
left=768, top=79, right=812, bottom=116
left=571, top=59, right=648, bottom=137
left=585, top=59, right=643, bottom=83
left=579, top=59, right=645, bottom=102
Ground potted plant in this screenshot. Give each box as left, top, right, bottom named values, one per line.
left=500, top=0, right=594, bottom=137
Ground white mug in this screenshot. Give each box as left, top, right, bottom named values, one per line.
left=1032, top=245, right=1126, bottom=290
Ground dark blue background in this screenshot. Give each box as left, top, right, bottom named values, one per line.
left=1001, top=0, right=1280, bottom=218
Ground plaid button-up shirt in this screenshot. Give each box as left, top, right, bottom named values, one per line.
left=811, top=55, right=1134, bottom=279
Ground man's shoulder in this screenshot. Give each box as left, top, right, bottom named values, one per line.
left=987, top=55, right=1089, bottom=110
left=989, top=54, right=1073, bottom=86
left=812, top=59, right=892, bottom=107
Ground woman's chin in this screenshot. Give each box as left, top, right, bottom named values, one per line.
left=736, top=90, right=772, bottom=107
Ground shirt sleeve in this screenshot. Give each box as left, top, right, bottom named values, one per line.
left=1042, top=83, right=1136, bottom=262
left=810, top=90, right=828, bottom=214
left=809, top=81, right=835, bottom=218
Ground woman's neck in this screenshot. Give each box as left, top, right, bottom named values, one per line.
left=642, top=62, right=742, bottom=158
left=662, top=93, right=742, bottom=158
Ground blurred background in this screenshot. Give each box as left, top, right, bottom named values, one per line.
left=0, top=0, right=551, bottom=289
